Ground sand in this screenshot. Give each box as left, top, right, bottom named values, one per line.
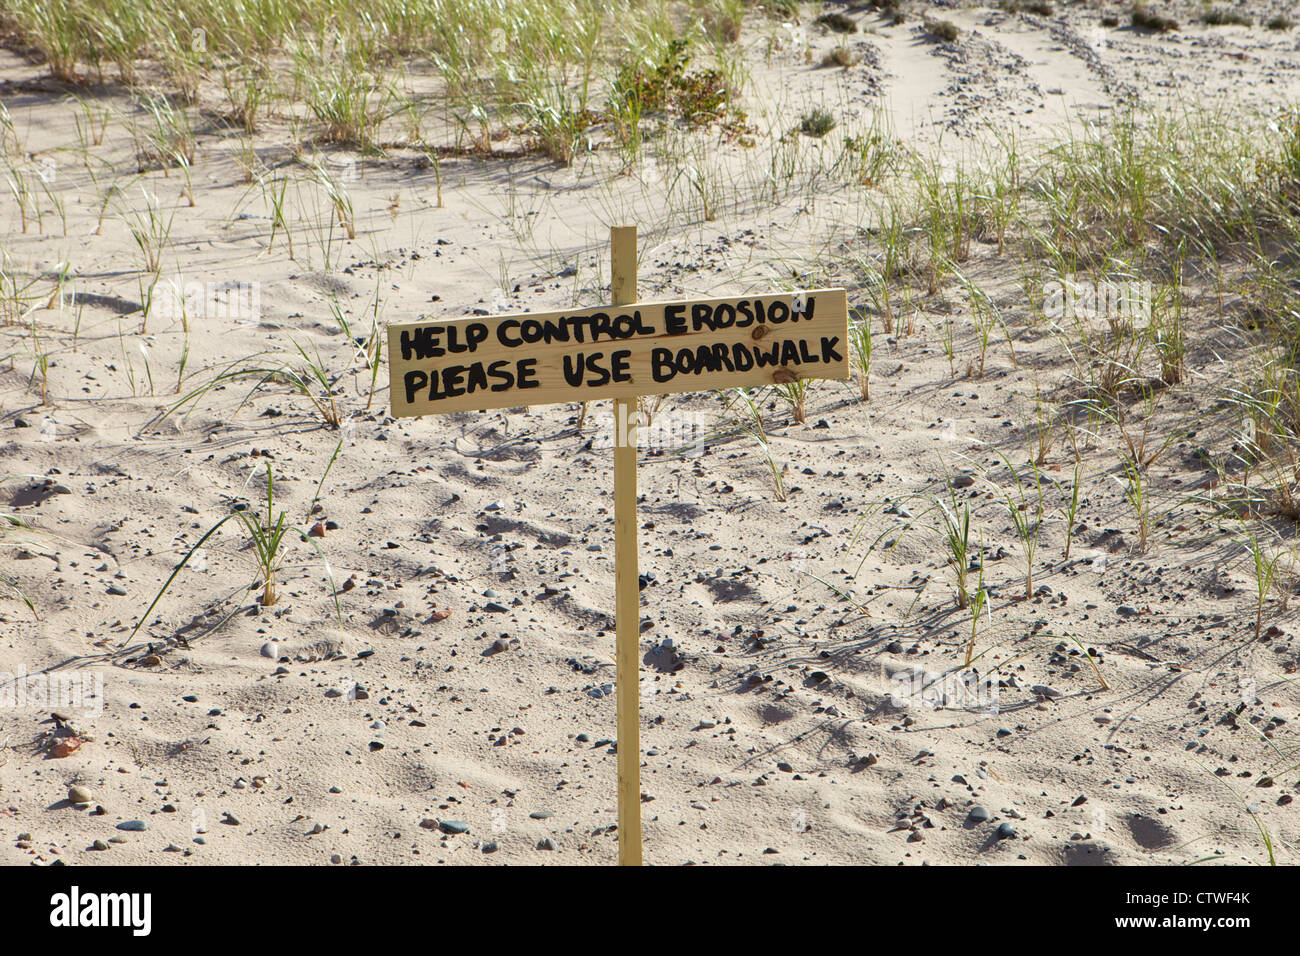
left=2, top=1, right=1300, bottom=865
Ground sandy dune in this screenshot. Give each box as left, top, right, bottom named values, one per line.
left=2, top=2, right=1300, bottom=865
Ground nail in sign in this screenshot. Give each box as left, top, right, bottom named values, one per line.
left=387, top=288, right=849, bottom=417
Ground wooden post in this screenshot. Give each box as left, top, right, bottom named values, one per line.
left=610, top=225, right=642, bottom=867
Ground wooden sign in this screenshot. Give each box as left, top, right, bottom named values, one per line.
left=387, top=226, right=848, bottom=865
left=387, top=290, right=849, bottom=416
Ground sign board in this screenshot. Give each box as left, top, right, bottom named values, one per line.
left=388, top=226, right=848, bottom=865
left=387, top=289, right=849, bottom=416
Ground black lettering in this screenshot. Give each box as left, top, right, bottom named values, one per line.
left=404, top=369, right=428, bottom=405
left=466, top=361, right=489, bottom=392
left=488, top=360, right=515, bottom=391
left=441, top=365, right=466, bottom=397
left=400, top=327, right=440, bottom=361
left=562, top=353, right=585, bottom=388
left=752, top=340, right=781, bottom=367
left=664, top=305, right=686, bottom=335
left=611, top=350, right=632, bottom=382
left=498, top=319, right=522, bottom=347
left=820, top=336, right=843, bottom=364
left=466, top=323, right=489, bottom=351
left=736, top=301, right=754, bottom=327
left=690, top=345, right=715, bottom=372
left=768, top=301, right=790, bottom=324
left=542, top=317, right=570, bottom=344
left=516, top=359, right=540, bottom=388
left=585, top=352, right=611, bottom=387
left=691, top=303, right=713, bottom=332
left=652, top=347, right=675, bottom=381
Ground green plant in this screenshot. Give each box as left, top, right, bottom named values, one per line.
left=135, top=95, right=196, bottom=171
left=938, top=491, right=973, bottom=610
left=837, top=129, right=891, bottom=186
left=0, top=511, right=38, bottom=618
left=1003, top=459, right=1045, bottom=600
left=124, top=186, right=176, bottom=277
left=849, top=317, right=872, bottom=400
left=963, top=537, right=987, bottom=668
left=1131, top=4, right=1179, bottom=32
left=221, top=62, right=267, bottom=133
left=799, top=107, right=836, bottom=139
left=1244, top=529, right=1285, bottom=640
left=1149, top=279, right=1185, bottom=387
left=732, top=387, right=786, bottom=500
left=521, top=83, right=596, bottom=166
left=1027, top=386, right=1056, bottom=464
left=154, top=341, right=345, bottom=430
left=922, top=16, right=959, bottom=42
left=126, top=460, right=341, bottom=646
left=1189, top=756, right=1282, bottom=865
left=1064, top=462, right=1082, bottom=561
left=4, top=160, right=36, bottom=234
left=263, top=174, right=294, bottom=258
left=774, top=377, right=811, bottom=423
left=1120, top=456, right=1151, bottom=552
left=312, top=161, right=356, bottom=241
left=300, top=46, right=395, bottom=150
left=820, top=43, right=857, bottom=69
left=816, top=12, right=857, bottom=33
left=1201, top=7, right=1250, bottom=26
left=1002, top=0, right=1054, bottom=14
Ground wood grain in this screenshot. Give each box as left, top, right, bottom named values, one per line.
left=387, top=288, right=849, bottom=417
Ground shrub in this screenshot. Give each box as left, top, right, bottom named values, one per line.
left=922, top=15, right=959, bottom=42
left=1131, top=4, right=1179, bottom=32
left=799, top=107, right=837, bottom=137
